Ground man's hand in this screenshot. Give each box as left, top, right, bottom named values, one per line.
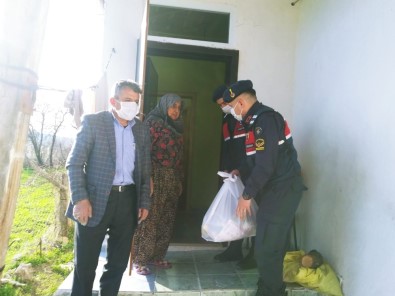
left=236, top=197, right=251, bottom=220
left=73, top=199, right=92, bottom=226
left=138, top=208, right=149, bottom=224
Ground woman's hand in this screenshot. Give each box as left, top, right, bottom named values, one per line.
left=150, top=177, right=154, bottom=197
left=138, top=208, right=149, bottom=224
left=178, top=183, right=183, bottom=197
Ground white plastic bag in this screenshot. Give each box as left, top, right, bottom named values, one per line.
left=201, top=172, right=258, bottom=242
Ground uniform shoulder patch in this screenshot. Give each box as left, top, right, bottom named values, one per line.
left=255, top=138, right=265, bottom=151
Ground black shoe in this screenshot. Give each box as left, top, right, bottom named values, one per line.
left=213, top=249, right=243, bottom=262
left=237, top=254, right=257, bottom=269
left=237, top=248, right=257, bottom=269
left=255, top=278, right=264, bottom=296
left=255, top=279, right=287, bottom=296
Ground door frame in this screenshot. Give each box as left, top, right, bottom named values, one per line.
left=146, top=41, right=239, bottom=84
left=143, top=41, right=239, bottom=242
left=144, top=40, right=239, bottom=207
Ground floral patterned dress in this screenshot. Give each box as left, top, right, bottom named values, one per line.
left=132, top=116, right=183, bottom=267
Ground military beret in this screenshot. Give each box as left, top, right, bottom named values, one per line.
left=223, top=80, right=255, bottom=103
left=211, top=84, right=228, bottom=102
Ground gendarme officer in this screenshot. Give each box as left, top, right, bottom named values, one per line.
left=223, top=80, right=307, bottom=296
left=211, top=85, right=256, bottom=269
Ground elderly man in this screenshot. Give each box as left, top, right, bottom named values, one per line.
left=223, top=80, right=306, bottom=296
left=66, top=79, right=151, bottom=296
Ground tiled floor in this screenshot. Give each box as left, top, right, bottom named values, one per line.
left=54, top=243, right=320, bottom=296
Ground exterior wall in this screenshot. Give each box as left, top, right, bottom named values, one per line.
left=293, top=0, right=395, bottom=295
left=100, top=0, right=145, bottom=110
left=104, top=0, right=395, bottom=294
left=103, top=0, right=299, bottom=123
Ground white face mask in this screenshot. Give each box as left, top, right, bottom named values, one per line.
left=230, top=101, right=243, bottom=121
left=221, top=105, right=232, bottom=114
left=116, top=101, right=139, bottom=121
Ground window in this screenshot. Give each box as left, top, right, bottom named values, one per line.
left=149, top=5, right=230, bottom=43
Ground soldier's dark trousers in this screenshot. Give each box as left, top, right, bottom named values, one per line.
left=254, top=177, right=304, bottom=296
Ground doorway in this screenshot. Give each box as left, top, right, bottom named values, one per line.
left=143, top=41, right=238, bottom=243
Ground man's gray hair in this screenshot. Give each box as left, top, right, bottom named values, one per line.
left=112, top=80, right=142, bottom=98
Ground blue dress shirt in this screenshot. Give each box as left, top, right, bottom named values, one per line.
left=112, top=116, right=136, bottom=185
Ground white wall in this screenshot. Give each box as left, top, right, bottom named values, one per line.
left=100, top=0, right=145, bottom=110
left=102, top=0, right=395, bottom=294
left=104, top=0, right=299, bottom=121
left=293, top=0, right=395, bottom=295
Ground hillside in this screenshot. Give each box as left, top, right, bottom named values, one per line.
left=0, top=169, right=73, bottom=296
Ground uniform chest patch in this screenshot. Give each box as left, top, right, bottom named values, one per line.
left=255, top=127, right=262, bottom=135
left=255, top=138, right=265, bottom=150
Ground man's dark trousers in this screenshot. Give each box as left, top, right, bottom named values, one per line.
left=71, top=187, right=137, bottom=296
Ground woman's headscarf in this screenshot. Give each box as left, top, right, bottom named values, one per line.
left=145, top=93, right=183, bottom=135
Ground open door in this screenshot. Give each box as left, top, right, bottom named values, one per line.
left=137, top=4, right=239, bottom=243
left=143, top=57, right=158, bottom=117
left=144, top=42, right=239, bottom=243
left=135, top=0, right=150, bottom=119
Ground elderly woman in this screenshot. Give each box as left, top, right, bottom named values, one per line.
left=132, top=93, right=183, bottom=275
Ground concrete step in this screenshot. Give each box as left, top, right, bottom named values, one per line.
left=53, top=245, right=322, bottom=296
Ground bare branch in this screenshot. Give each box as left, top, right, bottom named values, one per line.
left=29, top=161, right=68, bottom=191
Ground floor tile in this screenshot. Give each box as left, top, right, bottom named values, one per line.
left=54, top=244, right=323, bottom=296
left=196, top=261, right=236, bottom=275
left=155, top=274, right=200, bottom=292
left=119, top=274, right=156, bottom=293
left=200, top=290, right=247, bottom=296
left=199, top=274, right=244, bottom=290
left=234, top=265, right=258, bottom=275
left=237, top=273, right=259, bottom=290
left=155, top=262, right=197, bottom=276
left=193, top=249, right=221, bottom=262
left=165, top=251, right=194, bottom=263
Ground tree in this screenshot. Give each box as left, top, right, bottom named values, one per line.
left=48, top=108, right=69, bottom=167
left=25, top=95, right=75, bottom=241
left=27, top=100, right=73, bottom=168
left=28, top=103, right=47, bottom=166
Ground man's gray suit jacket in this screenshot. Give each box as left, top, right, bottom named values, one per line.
left=66, top=111, right=151, bottom=227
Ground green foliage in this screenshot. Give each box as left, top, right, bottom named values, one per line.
left=0, top=169, right=73, bottom=296
left=22, top=255, right=48, bottom=267
left=0, top=283, right=16, bottom=296
left=51, top=266, right=70, bottom=277
left=0, top=284, right=33, bottom=296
